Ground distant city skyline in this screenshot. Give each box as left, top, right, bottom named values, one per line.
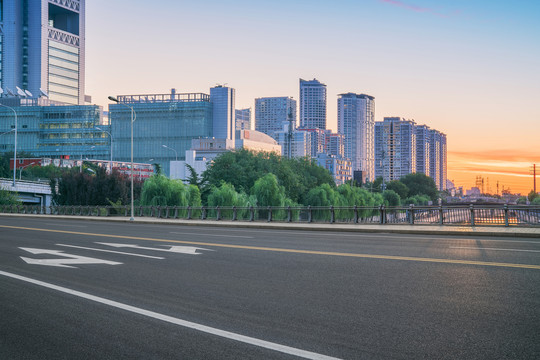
left=84, top=0, right=539, bottom=194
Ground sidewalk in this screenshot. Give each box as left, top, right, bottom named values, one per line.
left=2, top=213, right=540, bottom=238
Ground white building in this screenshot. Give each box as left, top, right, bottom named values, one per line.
left=415, top=124, right=431, bottom=176
left=337, top=93, right=375, bottom=181
left=2, top=0, right=86, bottom=105
left=316, top=153, right=352, bottom=185
left=429, top=129, right=447, bottom=191
left=299, top=78, right=327, bottom=130
left=374, top=117, right=417, bottom=182
left=254, top=96, right=296, bottom=139
left=274, top=124, right=312, bottom=158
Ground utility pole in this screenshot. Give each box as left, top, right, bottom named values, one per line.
left=287, top=107, right=294, bottom=159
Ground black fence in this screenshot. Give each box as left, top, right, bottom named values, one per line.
left=2, top=204, right=540, bottom=227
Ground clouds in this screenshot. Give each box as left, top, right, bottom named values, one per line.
left=379, top=0, right=455, bottom=17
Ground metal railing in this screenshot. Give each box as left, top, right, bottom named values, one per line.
left=1, top=204, right=540, bottom=227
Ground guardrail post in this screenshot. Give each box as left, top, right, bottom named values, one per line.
left=439, top=205, right=444, bottom=225
left=232, top=206, right=237, bottom=221
left=216, top=206, right=221, bottom=220
left=470, top=204, right=475, bottom=226
left=330, top=206, right=335, bottom=224
left=409, top=205, right=415, bottom=224
left=249, top=206, right=254, bottom=222
left=201, top=207, right=207, bottom=220
left=380, top=205, right=385, bottom=224
left=308, top=205, right=312, bottom=223
left=186, top=206, right=190, bottom=220
left=287, top=206, right=292, bottom=223
left=267, top=206, right=272, bottom=222
left=354, top=205, right=359, bottom=224
left=504, top=204, right=509, bottom=227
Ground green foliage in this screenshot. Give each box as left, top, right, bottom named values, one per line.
left=140, top=175, right=196, bottom=207
left=531, top=197, right=540, bottom=205
left=382, top=190, right=401, bottom=207
left=0, top=187, right=20, bottom=205
left=386, top=180, right=409, bottom=199
left=251, top=173, right=288, bottom=207
left=403, top=194, right=431, bottom=206
left=528, top=190, right=539, bottom=202
left=399, top=173, right=438, bottom=201
left=517, top=196, right=528, bottom=204
left=207, top=182, right=254, bottom=208
left=203, top=149, right=334, bottom=204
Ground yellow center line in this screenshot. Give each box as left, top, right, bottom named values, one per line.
left=3, top=224, right=540, bottom=270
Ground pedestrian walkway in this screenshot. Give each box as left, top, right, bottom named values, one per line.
left=2, top=213, right=539, bottom=238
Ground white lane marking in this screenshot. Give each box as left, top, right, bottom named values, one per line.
left=56, top=244, right=165, bottom=259
left=450, top=246, right=540, bottom=253
left=19, top=248, right=123, bottom=268
left=96, top=243, right=213, bottom=255
left=44, top=223, right=88, bottom=228
left=0, top=270, right=341, bottom=360
left=170, top=232, right=253, bottom=239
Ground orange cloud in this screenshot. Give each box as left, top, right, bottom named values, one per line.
left=448, top=149, right=539, bottom=195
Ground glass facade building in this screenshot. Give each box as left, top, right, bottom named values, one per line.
left=338, top=93, right=375, bottom=181
left=1, top=0, right=85, bottom=105
left=109, top=91, right=213, bottom=177
left=235, top=108, right=251, bottom=130
left=0, top=99, right=109, bottom=160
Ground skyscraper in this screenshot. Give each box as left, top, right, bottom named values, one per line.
left=210, top=85, right=235, bottom=141
left=299, top=78, right=326, bottom=129
left=1, top=0, right=86, bottom=105
left=254, top=96, right=296, bottom=139
left=429, top=129, right=447, bottom=191
left=337, top=93, right=375, bottom=181
left=415, top=124, right=431, bottom=176
left=374, top=117, right=417, bottom=182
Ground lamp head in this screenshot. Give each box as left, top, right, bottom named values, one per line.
left=108, top=96, right=119, bottom=102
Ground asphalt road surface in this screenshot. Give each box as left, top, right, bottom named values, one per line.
left=1, top=216, right=539, bottom=359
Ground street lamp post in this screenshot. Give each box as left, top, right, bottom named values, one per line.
left=109, top=96, right=136, bottom=221
left=96, top=126, right=113, bottom=172
left=19, top=162, right=36, bottom=180
left=162, top=144, right=178, bottom=161
left=0, top=103, right=18, bottom=187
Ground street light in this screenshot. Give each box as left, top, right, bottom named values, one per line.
left=19, top=162, right=36, bottom=180
left=162, top=144, right=178, bottom=161
left=0, top=103, right=18, bottom=187
left=81, top=146, right=96, bottom=172
left=109, top=95, right=136, bottom=221
left=96, top=126, right=113, bottom=172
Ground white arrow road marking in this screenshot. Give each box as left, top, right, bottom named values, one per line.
left=19, top=247, right=123, bottom=268
left=96, top=243, right=214, bottom=255
left=56, top=244, right=165, bottom=259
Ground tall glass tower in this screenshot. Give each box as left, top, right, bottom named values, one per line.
left=338, top=93, right=375, bottom=181
left=1, top=0, right=85, bottom=105
left=299, top=78, right=326, bottom=129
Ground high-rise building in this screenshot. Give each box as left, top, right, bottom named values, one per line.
left=1, top=0, right=86, bottom=105
left=235, top=108, right=251, bottom=130
left=210, top=85, right=235, bottom=141
left=316, top=153, right=352, bottom=185
left=374, top=117, right=416, bottom=182
left=337, top=93, right=375, bottom=181
left=415, top=124, right=430, bottom=176
left=297, top=128, right=326, bottom=157
left=429, top=129, right=447, bottom=191
left=299, top=78, right=326, bottom=129
left=324, top=131, right=345, bottom=158
left=274, top=123, right=312, bottom=158
left=254, top=96, right=296, bottom=139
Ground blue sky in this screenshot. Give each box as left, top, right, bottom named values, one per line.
left=86, top=0, right=540, bottom=192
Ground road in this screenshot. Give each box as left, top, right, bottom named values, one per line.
left=1, top=216, right=539, bottom=359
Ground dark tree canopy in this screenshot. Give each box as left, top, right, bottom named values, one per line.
left=399, top=173, right=438, bottom=201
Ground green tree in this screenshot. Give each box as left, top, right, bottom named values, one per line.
left=0, top=187, right=20, bottom=205
left=403, top=194, right=431, bottom=206
left=386, top=180, right=409, bottom=199
left=140, top=175, right=190, bottom=207
left=527, top=190, right=539, bottom=202
left=399, top=173, right=438, bottom=201
left=382, top=190, right=401, bottom=207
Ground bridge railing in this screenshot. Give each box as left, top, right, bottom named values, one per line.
left=1, top=204, right=539, bottom=227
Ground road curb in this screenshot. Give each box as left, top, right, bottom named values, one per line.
left=2, top=213, right=540, bottom=238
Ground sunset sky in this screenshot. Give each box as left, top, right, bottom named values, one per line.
left=86, top=0, right=540, bottom=194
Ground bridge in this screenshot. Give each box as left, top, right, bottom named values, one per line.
left=0, top=178, right=52, bottom=207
